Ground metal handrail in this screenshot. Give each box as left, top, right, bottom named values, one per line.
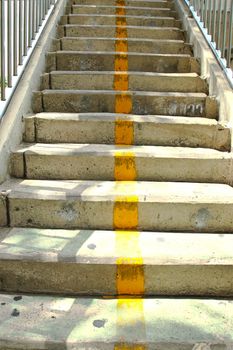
left=184, top=0, right=233, bottom=87
left=0, top=0, right=59, bottom=119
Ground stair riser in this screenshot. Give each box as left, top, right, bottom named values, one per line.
left=72, top=0, right=172, bottom=8
left=8, top=197, right=233, bottom=232
left=33, top=91, right=217, bottom=118
left=24, top=116, right=230, bottom=151
left=64, top=25, right=184, bottom=40
left=72, top=7, right=176, bottom=16
left=67, top=15, right=179, bottom=27
left=1, top=261, right=233, bottom=296
left=49, top=73, right=207, bottom=93
left=61, top=38, right=191, bottom=54
left=49, top=53, right=195, bottom=73
left=11, top=153, right=230, bottom=183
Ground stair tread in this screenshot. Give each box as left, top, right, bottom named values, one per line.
left=54, top=50, right=191, bottom=56
left=0, top=293, right=232, bottom=348
left=14, top=143, right=230, bottom=158
left=50, top=71, right=197, bottom=76
left=1, top=227, right=233, bottom=264
left=72, top=4, right=173, bottom=9
left=68, top=14, right=176, bottom=19
left=2, top=179, right=233, bottom=202
left=64, top=24, right=181, bottom=30
left=28, top=112, right=223, bottom=124
left=41, top=89, right=208, bottom=97
left=62, top=36, right=185, bottom=42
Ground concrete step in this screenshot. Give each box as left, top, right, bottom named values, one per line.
left=61, top=25, right=184, bottom=40
left=1, top=228, right=233, bottom=295
left=0, top=294, right=232, bottom=349
left=64, top=14, right=181, bottom=28
left=71, top=5, right=177, bottom=16
left=45, top=72, right=207, bottom=93
left=72, top=0, right=172, bottom=7
left=24, top=113, right=231, bottom=151
left=60, top=37, right=192, bottom=54
left=1, top=179, right=233, bottom=231
left=33, top=90, right=218, bottom=118
left=11, top=143, right=231, bottom=182
left=46, top=51, right=198, bottom=73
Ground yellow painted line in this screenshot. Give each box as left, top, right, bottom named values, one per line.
left=116, top=230, right=144, bottom=294
left=115, top=0, right=133, bottom=143
left=114, top=0, right=146, bottom=346
left=115, top=298, right=146, bottom=349
left=115, top=119, right=134, bottom=145
left=115, top=151, right=136, bottom=181
left=114, top=195, right=138, bottom=230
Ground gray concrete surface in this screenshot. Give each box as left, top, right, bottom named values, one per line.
left=10, top=143, right=232, bottom=183
left=1, top=179, right=233, bottom=232
left=1, top=228, right=233, bottom=295
left=23, top=113, right=231, bottom=150
left=0, top=294, right=232, bottom=349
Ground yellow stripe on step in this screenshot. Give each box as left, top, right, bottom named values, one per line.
left=115, top=151, right=136, bottom=181
left=116, top=231, right=144, bottom=295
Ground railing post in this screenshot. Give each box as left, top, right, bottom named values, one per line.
left=1, top=0, right=6, bottom=101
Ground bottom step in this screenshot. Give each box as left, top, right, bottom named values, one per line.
left=0, top=294, right=232, bottom=349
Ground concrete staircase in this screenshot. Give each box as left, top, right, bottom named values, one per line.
left=0, top=0, right=233, bottom=347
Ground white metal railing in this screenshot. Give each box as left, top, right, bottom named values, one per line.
left=184, top=0, right=233, bottom=87
left=0, top=0, right=60, bottom=119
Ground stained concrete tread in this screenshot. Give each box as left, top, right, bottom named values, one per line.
left=1, top=294, right=233, bottom=349
left=10, top=143, right=232, bottom=182
left=63, top=25, right=184, bottom=40
left=46, top=51, right=197, bottom=73
left=71, top=5, right=177, bottom=17
left=23, top=113, right=230, bottom=151
left=1, top=228, right=233, bottom=295
left=60, top=37, right=190, bottom=54
left=65, top=14, right=181, bottom=28
left=72, top=0, right=172, bottom=7
left=47, top=71, right=206, bottom=93
left=2, top=180, right=233, bottom=231
left=33, top=90, right=217, bottom=118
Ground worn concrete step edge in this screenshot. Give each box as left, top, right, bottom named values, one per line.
left=60, top=14, right=182, bottom=28
left=69, top=7, right=178, bottom=17
left=1, top=180, right=233, bottom=231
left=1, top=228, right=233, bottom=296
left=23, top=113, right=231, bottom=151
left=71, top=0, right=172, bottom=7
left=42, top=71, right=207, bottom=93
left=32, top=90, right=218, bottom=118
left=45, top=51, right=199, bottom=74
left=0, top=294, right=232, bottom=348
left=10, top=143, right=232, bottom=183
left=57, top=37, right=192, bottom=54
left=62, top=25, right=184, bottom=40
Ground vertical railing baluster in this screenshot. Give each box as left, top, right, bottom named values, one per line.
left=1, top=0, right=6, bottom=100
left=13, top=0, right=18, bottom=76
left=227, top=0, right=233, bottom=68
left=221, top=0, right=228, bottom=59
left=19, top=0, right=23, bottom=65
left=28, top=0, right=32, bottom=47
left=217, top=0, right=223, bottom=51
left=7, top=0, right=12, bottom=88
left=212, top=0, right=217, bottom=44
left=24, top=0, right=28, bottom=56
